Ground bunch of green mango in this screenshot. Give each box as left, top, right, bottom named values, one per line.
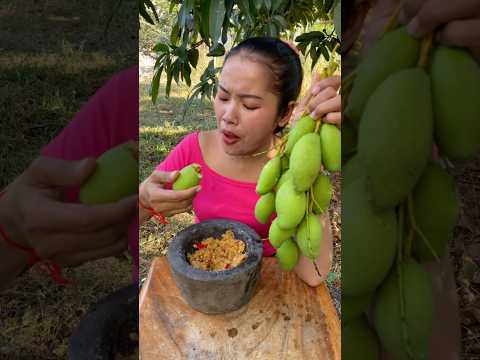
left=342, top=24, right=470, bottom=359
left=254, top=114, right=341, bottom=271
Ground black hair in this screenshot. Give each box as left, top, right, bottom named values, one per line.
left=224, top=37, right=303, bottom=133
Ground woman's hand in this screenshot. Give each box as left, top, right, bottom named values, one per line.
left=293, top=213, right=334, bottom=287
left=292, top=74, right=341, bottom=125
left=139, top=170, right=200, bottom=224
left=0, top=156, right=137, bottom=269
left=399, top=0, right=480, bottom=61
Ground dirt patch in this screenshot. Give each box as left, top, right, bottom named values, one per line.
left=449, top=155, right=480, bottom=357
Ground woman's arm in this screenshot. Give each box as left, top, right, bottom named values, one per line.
left=293, top=212, right=334, bottom=287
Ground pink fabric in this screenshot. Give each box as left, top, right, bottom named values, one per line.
left=157, top=131, right=277, bottom=257
left=41, top=66, right=139, bottom=281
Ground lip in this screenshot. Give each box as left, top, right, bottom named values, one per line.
left=222, top=130, right=240, bottom=145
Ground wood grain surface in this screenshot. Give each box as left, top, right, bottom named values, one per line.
left=140, top=257, right=340, bottom=360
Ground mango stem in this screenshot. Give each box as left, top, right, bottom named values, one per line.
left=407, top=193, right=440, bottom=262
left=417, top=33, right=434, bottom=69
left=396, top=204, right=415, bottom=359
left=382, top=1, right=403, bottom=34
left=314, top=118, right=322, bottom=133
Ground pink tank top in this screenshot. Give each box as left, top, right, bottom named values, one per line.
left=157, top=132, right=276, bottom=257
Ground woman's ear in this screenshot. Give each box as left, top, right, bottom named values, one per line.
left=277, top=101, right=297, bottom=128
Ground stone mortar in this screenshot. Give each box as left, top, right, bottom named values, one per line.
left=167, top=219, right=263, bottom=314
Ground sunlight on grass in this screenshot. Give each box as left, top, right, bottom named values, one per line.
left=0, top=51, right=115, bottom=75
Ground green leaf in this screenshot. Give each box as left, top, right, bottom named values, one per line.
left=320, top=45, right=330, bottom=61
left=310, top=47, right=319, bottom=71
left=154, top=54, right=166, bottom=70
left=296, top=41, right=309, bottom=55
left=249, top=0, right=258, bottom=16
left=139, top=3, right=154, bottom=25
left=264, top=0, right=272, bottom=11
left=324, top=0, right=334, bottom=13
left=169, top=1, right=176, bottom=13
left=179, top=0, right=194, bottom=29
left=295, top=31, right=324, bottom=42
left=139, top=0, right=159, bottom=25
left=207, top=43, right=225, bottom=56
left=166, top=69, right=173, bottom=97
left=152, top=43, right=169, bottom=53
left=174, top=46, right=188, bottom=61
left=150, top=66, right=162, bottom=104
left=209, top=0, right=226, bottom=46
left=271, top=0, right=283, bottom=12
left=237, top=0, right=253, bottom=26
left=333, top=0, right=341, bottom=40
left=188, top=48, right=199, bottom=68
left=200, top=0, right=211, bottom=42
left=170, top=22, right=181, bottom=45
left=267, top=22, right=278, bottom=37
left=183, top=63, right=192, bottom=87
left=172, top=61, right=180, bottom=84
left=272, top=15, right=288, bottom=30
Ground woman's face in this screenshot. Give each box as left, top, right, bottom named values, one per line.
left=213, top=54, right=288, bottom=156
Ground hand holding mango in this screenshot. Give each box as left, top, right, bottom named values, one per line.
left=0, top=156, right=136, bottom=272
left=172, top=163, right=202, bottom=190
left=398, top=0, right=480, bottom=62
left=139, top=164, right=201, bottom=222
left=79, top=142, right=138, bottom=204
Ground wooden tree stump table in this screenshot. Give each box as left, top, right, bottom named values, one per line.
left=139, top=257, right=340, bottom=360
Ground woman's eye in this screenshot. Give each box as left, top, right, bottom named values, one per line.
left=219, top=97, right=228, bottom=102
left=243, top=104, right=259, bottom=111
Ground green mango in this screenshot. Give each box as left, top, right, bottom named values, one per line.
left=254, top=192, right=275, bottom=224
left=320, top=124, right=341, bottom=172
left=268, top=218, right=295, bottom=248
left=343, top=176, right=397, bottom=296
left=285, top=115, right=316, bottom=155
left=342, top=120, right=358, bottom=163
left=412, top=162, right=460, bottom=262
left=296, top=213, right=322, bottom=259
left=311, top=173, right=332, bottom=214
left=281, top=154, right=289, bottom=171
left=343, top=316, right=380, bottom=360
left=342, top=292, right=374, bottom=324
left=275, top=179, right=307, bottom=230
left=290, top=133, right=321, bottom=192
left=345, top=26, right=420, bottom=123
left=342, top=154, right=365, bottom=188
left=276, top=238, right=299, bottom=271
left=79, top=142, right=138, bottom=204
left=431, top=46, right=480, bottom=160
left=374, top=259, right=433, bottom=360
left=172, top=163, right=202, bottom=190
left=275, top=169, right=292, bottom=192
left=358, top=68, right=433, bottom=210
left=256, top=156, right=281, bottom=195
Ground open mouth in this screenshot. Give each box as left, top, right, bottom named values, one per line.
left=222, top=130, right=240, bottom=145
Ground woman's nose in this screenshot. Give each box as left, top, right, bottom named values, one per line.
left=222, top=103, right=238, bottom=125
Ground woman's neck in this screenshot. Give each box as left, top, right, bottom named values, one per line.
left=199, top=130, right=280, bottom=183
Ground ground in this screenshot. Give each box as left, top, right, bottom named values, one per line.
left=449, top=157, right=480, bottom=358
